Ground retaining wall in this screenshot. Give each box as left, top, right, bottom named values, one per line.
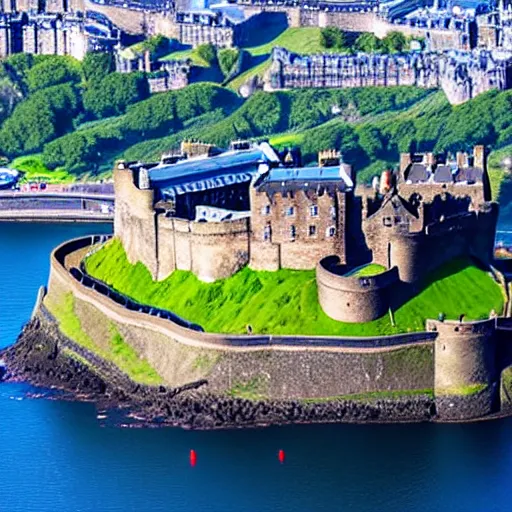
left=45, top=236, right=511, bottom=414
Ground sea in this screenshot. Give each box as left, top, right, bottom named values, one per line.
left=2, top=221, right=512, bottom=512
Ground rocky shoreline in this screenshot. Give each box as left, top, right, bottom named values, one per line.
left=1, top=316, right=439, bottom=429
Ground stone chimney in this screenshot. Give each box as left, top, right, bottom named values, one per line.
left=400, top=153, right=412, bottom=174
left=318, top=149, right=341, bottom=167
left=424, top=152, right=436, bottom=167
left=144, top=50, right=151, bottom=73
left=456, top=151, right=468, bottom=168
left=473, top=145, right=487, bottom=170
left=181, top=140, right=214, bottom=158
left=138, top=167, right=150, bottom=190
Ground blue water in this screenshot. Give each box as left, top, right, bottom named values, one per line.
left=2, top=222, right=512, bottom=512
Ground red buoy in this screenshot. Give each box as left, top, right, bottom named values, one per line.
left=190, top=449, right=197, bottom=467
left=278, top=449, right=285, bottom=464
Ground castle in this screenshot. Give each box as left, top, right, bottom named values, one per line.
left=114, top=140, right=497, bottom=324
left=265, top=46, right=512, bottom=104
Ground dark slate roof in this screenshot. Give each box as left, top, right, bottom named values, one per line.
left=377, top=194, right=419, bottom=220
left=455, top=166, right=484, bottom=183
left=255, top=165, right=353, bottom=194
left=148, top=145, right=278, bottom=200
left=433, top=164, right=454, bottom=183
left=405, top=163, right=430, bottom=183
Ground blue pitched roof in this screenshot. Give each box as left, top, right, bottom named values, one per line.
left=263, top=166, right=345, bottom=183
left=149, top=147, right=267, bottom=200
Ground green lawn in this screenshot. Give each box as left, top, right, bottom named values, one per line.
left=245, top=28, right=329, bottom=57
left=345, top=264, right=387, bottom=277
left=160, top=48, right=211, bottom=67
left=11, top=155, right=75, bottom=184
left=227, top=27, right=337, bottom=91
left=84, top=238, right=503, bottom=336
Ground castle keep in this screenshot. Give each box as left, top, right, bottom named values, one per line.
left=114, top=141, right=497, bottom=323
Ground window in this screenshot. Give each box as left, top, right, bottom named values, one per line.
left=383, top=216, right=393, bottom=227
left=263, top=225, right=271, bottom=241
left=309, top=225, right=316, bottom=237
left=327, top=226, right=336, bottom=237
left=309, top=205, right=318, bottom=217
left=290, top=225, right=296, bottom=240
left=261, top=204, right=271, bottom=216
left=285, top=206, right=295, bottom=217
left=330, top=206, right=336, bottom=219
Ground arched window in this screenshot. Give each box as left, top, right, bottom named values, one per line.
left=326, top=226, right=336, bottom=237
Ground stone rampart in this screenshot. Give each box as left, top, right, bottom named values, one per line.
left=316, top=255, right=399, bottom=322
left=114, top=168, right=158, bottom=278
left=43, top=235, right=512, bottom=418
left=45, top=235, right=442, bottom=400
left=156, top=216, right=250, bottom=282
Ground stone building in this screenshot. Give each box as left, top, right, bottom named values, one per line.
left=249, top=156, right=353, bottom=271
left=265, top=46, right=512, bottom=104
left=0, top=10, right=120, bottom=58
left=113, top=140, right=496, bottom=321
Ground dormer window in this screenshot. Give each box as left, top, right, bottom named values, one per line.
left=285, top=206, right=295, bottom=217
left=309, top=205, right=318, bottom=217
left=261, top=204, right=271, bottom=216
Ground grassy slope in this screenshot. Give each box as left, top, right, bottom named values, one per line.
left=45, top=291, right=162, bottom=385
left=227, top=27, right=330, bottom=91
left=11, top=155, right=75, bottom=184
left=85, top=239, right=503, bottom=336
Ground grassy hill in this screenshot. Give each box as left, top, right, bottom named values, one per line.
left=85, top=239, right=504, bottom=337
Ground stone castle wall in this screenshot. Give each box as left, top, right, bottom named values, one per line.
left=46, top=236, right=439, bottom=401
left=267, top=48, right=512, bottom=105
left=115, top=166, right=250, bottom=282
left=42, top=235, right=512, bottom=420
left=156, top=216, right=250, bottom=282
left=114, top=168, right=159, bottom=277
left=316, top=255, right=399, bottom=322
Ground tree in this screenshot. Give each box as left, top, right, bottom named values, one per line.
left=218, top=48, right=239, bottom=78
left=82, top=52, right=115, bottom=85
left=354, top=33, right=382, bottom=53
left=0, top=83, right=81, bottom=156
left=141, top=35, right=171, bottom=59
left=382, top=32, right=408, bottom=54
left=320, top=27, right=346, bottom=50
left=357, top=125, right=385, bottom=159
left=83, top=72, right=149, bottom=119
left=26, top=58, right=81, bottom=92
left=196, top=43, right=217, bottom=65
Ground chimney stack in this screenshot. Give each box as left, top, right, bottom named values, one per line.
left=473, top=145, right=487, bottom=171
left=456, top=151, right=468, bottom=168
left=400, top=153, right=412, bottom=174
